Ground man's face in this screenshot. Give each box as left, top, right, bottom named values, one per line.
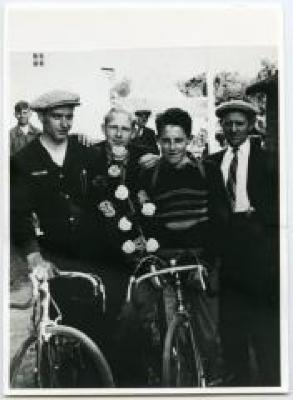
left=221, top=111, right=253, bottom=148
left=159, top=125, right=190, bottom=167
left=136, top=114, right=148, bottom=127
left=15, top=108, right=31, bottom=126
left=104, top=111, right=133, bottom=148
left=41, top=106, right=74, bottom=143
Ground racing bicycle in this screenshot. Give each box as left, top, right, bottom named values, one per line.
left=127, top=251, right=207, bottom=388
left=10, top=268, right=115, bottom=389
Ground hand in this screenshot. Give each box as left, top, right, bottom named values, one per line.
left=138, top=153, right=160, bottom=169
left=26, top=252, right=55, bottom=281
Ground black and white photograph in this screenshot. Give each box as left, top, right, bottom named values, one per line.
left=4, top=4, right=286, bottom=395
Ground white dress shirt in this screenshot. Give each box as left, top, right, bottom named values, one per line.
left=221, top=139, right=253, bottom=213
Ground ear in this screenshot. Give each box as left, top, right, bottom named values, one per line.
left=247, top=117, right=256, bottom=133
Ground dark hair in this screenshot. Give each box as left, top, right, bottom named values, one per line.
left=15, top=101, right=30, bottom=113
left=155, top=108, right=192, bottom=138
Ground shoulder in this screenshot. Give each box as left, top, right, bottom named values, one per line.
left=143, top=127, right=156, bottom=135
left=206, top=149, right=226, bottom=166
left=29, top=124, right=42, bottom=135
left=11, top=138, right=40, bottom=171
left=10, top=126, right=18, bottom=136
left=128, top=142, right=154, bottom=159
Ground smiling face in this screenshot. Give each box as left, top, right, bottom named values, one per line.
left=40, top=106, right=74, bottom=143
left=159, top=124, right=190, bottom=167
left=221, top=110, right=254, bottom=148
left=103, top=110, right=133, bottom=148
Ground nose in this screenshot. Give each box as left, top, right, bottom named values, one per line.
left=169, top=140, right=176, bottom=150
left=231, top=123, right=238, bottom=133
left=60, top=117, right=70, bottom=129
left=115, top=127, right=122, bottom=138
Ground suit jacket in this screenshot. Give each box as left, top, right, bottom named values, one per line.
left=131, top=126, right=159, bottom=155
left=208, top=139, right=277, bottom=227
left=10, top=124, right=41, bottom=156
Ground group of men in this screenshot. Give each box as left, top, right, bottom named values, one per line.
left=10, top=90, right=279, bottom=388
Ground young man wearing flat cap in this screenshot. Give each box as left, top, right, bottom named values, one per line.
left=209, top=99, right=279, bottom=386
left=10, top=100, right=41, bottom=156
left=10, top=90, right=108, bottom=364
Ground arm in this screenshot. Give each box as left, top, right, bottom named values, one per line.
left=204, top=160, right=231, bottom=257
left=10, top=158, right=55, bottom=278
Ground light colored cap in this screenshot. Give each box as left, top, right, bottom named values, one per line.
left=30, top=90, right=80, bottom=111
left=215, top=99, right=259, bottom=118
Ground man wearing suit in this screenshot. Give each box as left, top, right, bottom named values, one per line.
left=209, top=99, right=279, bottom=386
left=132, top=109, right=159, bottom=154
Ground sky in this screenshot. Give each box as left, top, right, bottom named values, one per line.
left=9, top=46, right=277, bottom=148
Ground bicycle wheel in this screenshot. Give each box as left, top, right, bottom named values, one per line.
left=162, top=313, right=206, bottom=387
left=38, top=324, right=115, bottom=388
left=10, top=335, right=39, bottom=388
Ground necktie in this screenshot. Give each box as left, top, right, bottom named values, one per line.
left=226, top=147, right=239, bottom=210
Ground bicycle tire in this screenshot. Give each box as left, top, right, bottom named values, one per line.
left=10, top=335, right=39, bottom=388
left=10, top=325, right=114, bottom=388
left=162, top=313, right=206, bottom=387
left=38, top=324, right=115, bottom=388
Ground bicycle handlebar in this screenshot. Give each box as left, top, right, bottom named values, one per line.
left=126, top=263, right=207, bottom=303
left=136, top=264, right=205, bottom=285
left=10, top=268, right=106, bottom=311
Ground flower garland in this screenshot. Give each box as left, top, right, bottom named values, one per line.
left=96, top=146, right=159, bottom=257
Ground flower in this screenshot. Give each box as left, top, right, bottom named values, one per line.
left=118, top=216, right=132, bottom=232
left=108, top=164, right=121, bottom=177
left=112, top=145, right=128, bottom=162
left=98, top=200, right=116, bottom=217
left=141, top=202, right=156, bottom=217
left=115, top=185, right=129, bottom=200
left=137, top=190, right=150, bottom=205
left=146, top=238, right=159, bottom=253
left=122, top=240, right=136, bottom=254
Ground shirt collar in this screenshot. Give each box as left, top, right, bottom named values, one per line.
left=227, top=138, right=250, bottom=156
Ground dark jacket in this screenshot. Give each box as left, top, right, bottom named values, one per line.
left=92, top=140, right=157, bottom=190
left=10, top=135, right=104, bottom=260
left=131, top=126, right=159, bottom=155
left=208, top=139, right=277, bottom=227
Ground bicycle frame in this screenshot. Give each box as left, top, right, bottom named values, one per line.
left=15, top=269, right=106, bottom=343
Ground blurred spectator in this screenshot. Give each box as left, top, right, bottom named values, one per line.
left=132, top=109, right=159, bottom=154
left=10, top=101, right=41, bottom=155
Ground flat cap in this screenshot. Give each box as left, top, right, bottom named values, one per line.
left=135, top=109, right=151, bottom=116
left=30, top=90, right=80, bottom=111
left=215, top=99, right=259, bottom=118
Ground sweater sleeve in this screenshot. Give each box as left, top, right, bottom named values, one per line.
left=10, top=157, right=40, bottom=256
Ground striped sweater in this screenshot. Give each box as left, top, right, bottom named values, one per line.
left=139, top=158, right=228, bottom=251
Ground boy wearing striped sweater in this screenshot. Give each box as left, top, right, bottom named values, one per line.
left=122, top=108, right=229, bottom=387
left=139, top=107, right=229, bottom=256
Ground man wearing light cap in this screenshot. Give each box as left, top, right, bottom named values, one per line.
left=10, top=90, right=107, bottom=357
left=209, top=99, right=279, bottom=386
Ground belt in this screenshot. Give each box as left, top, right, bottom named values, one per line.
left=232, top=210, right=256, bottom=219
